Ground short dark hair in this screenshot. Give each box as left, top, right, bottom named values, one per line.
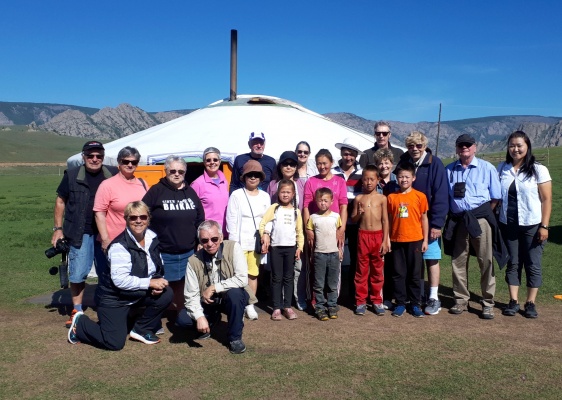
left=315, top=187, right=333, bottom=199
left=394, top=161, right=416, bottom=176
left=363, top=164, right=379, bottom=176
left=315, top=148, right=333, bottom=163
left=117, top=146, right=141, bottom=162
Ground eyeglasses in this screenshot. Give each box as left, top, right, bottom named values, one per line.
left=297, top=150, right=310, bottom=155
left=205, top=158, right=220, bottom=163
left=456, top=142, right=473, bottom=148
left=245, top=172, right=262, bottom=179
left=120, top=159, right=139, bottom=166
left=375, top=131, right=390, bottom=137
left=169, top=169, right=185, bottom=175
left=85, top=154, right=104, bottom=160
left=200, top=236, right=220, bottom=244
left=128, top=215, right=148, bottom=221
left=407, top=144, right=424, bottom=150
left=282, top=162, right=297, bottom=167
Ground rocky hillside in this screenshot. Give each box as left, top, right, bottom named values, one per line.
left=1, top=101, right=560, bottom=155
left=0, top=101, right=191, bottom=140
left=326, top=113, right=562, bottom=156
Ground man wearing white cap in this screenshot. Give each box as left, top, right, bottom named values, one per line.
left=229, top=132, right=276, bottom=194
left=333, top=137, right=365, bottom=303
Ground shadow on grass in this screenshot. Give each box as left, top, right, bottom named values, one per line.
left=547, top=225, right=562, bottom=245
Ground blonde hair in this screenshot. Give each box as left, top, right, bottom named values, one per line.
left=405, top=131, right=428, bottom=148
left=124, top=201, right=151, bottom=221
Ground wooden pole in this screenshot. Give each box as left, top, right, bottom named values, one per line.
left=435, top=103, right=442, bottom=157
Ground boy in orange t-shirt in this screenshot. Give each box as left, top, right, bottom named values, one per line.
left=387, top=162, right=428, bottom=318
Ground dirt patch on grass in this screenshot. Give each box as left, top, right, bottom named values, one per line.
left=1, top=302, right=561, bottom=399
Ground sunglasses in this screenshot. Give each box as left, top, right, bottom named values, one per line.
left=121, top=159, right=139, bottom=166
left=245, top=172, right=262, bottom=179
left=375, top=131, right=390, bottom=137
left=407, top=144, right=424, bottom=150
left=169, top=169, right=185, bottom=175
left=200, top=236, right=220, bottom=244
left=85, top=154, right=104, bottom=160
left=282, top=162, right=297, bottom=167
left=205, top=158, right=220, bottom=163
left=456, top=142, right=473, bottom=148
left=128, top=215, right=148, bottom=221
left=297, top=150, right=310, bottom=155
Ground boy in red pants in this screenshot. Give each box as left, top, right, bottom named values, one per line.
left=351, top=165, right=389, bottom=315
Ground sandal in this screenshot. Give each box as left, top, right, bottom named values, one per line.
left=283, top=308, right=298, bottom=320
left=271, top=309, right=282, bottom=321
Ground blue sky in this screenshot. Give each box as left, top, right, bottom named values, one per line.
left=2, top=1, right=561, bottom=122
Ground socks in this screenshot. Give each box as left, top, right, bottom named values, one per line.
left=74, top=304, right=83, bottom=312
left=429, top=287, right=439, bottom=300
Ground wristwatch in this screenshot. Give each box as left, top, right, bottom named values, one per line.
left=539, top=224, right=549, bottom=230
left=52, top=226, right=63, bottom=232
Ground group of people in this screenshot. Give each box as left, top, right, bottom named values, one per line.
left=52, top=123, right=551, bottom=354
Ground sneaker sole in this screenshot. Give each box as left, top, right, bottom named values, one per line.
left=391, top=313, right=404, bottom=318
left=67, top=311, right=84, bottom=344
left=129, top=331, right=161, bottom=345
left=245, top=314, right=259, bottom=320
left=230, top=346, right=246, bottom=354
left=197, top=332, right=211, bottom=340
left=424, top=308, right=442, bottom=315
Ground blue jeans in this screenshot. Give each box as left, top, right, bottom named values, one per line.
left=68, top=234, right=107, bottom=284
left=313, top=252, right=340, bottom=309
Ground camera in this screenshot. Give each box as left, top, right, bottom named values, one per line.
left=45, top=238, right=70, bottom=259
left=453, top=182, right=466, bottom=198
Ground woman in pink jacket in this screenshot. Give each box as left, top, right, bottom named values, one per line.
left=191, top=147, right=229, bottom=236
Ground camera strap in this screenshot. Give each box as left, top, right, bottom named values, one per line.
left=450, top=161, right=473, bottom=183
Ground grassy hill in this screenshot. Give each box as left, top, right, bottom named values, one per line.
left=0, top=126, right=98, bottom=163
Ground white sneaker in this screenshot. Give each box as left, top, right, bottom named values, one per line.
left=245, top=304, right=258, bottom=320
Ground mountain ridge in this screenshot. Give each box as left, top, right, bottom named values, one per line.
left=1, top=101, right=560, bottom=156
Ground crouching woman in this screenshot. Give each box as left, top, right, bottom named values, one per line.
left=67, top=201, right=173, bottom=350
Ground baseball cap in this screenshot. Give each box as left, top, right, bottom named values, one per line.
left=248, top=132, right=266, bottom=141
left=82, top=141, right=104, bottom=152
left=455, top=134, right=476, bottom=146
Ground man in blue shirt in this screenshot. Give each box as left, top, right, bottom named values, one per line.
left=444, top=134, right=502, bottom=319
left=229, top=132, right=276, bottom=194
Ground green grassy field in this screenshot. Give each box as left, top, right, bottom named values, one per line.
left=0, top=135, right=561, bottom=399
left=0, top=127, right=95, bottom=163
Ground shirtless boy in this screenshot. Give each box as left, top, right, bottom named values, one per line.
left=350, top=165, right=389, bottom=316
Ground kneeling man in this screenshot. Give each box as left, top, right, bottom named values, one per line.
left=184, top=220, right=250, bottom=354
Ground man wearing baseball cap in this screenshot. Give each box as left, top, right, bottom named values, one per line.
left=229, top=132, right=276, bottom=194
left=51, top=141, right=118, bottom=327
left=443, top=134, right=508, bottom=319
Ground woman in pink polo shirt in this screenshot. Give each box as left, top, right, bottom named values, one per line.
left=191, top=147, right=229, bottom=236
left=94, top=147, right=148, bottom=251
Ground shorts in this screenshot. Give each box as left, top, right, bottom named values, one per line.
left=161, top=250, right=194, bottom=282
left=423, top=237, right=442, bottom=260
left=69, top=234, right=106, bottom=283
left=244, top=250, right=260, bottom=277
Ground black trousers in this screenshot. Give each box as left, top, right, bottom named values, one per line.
left=76, top=288, right=173, bottom=351
left=270, top=245, right=296, bottom=309
left=182, top=287, right=249, bottom=342
left=391, top=240, right=423, bottom=306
